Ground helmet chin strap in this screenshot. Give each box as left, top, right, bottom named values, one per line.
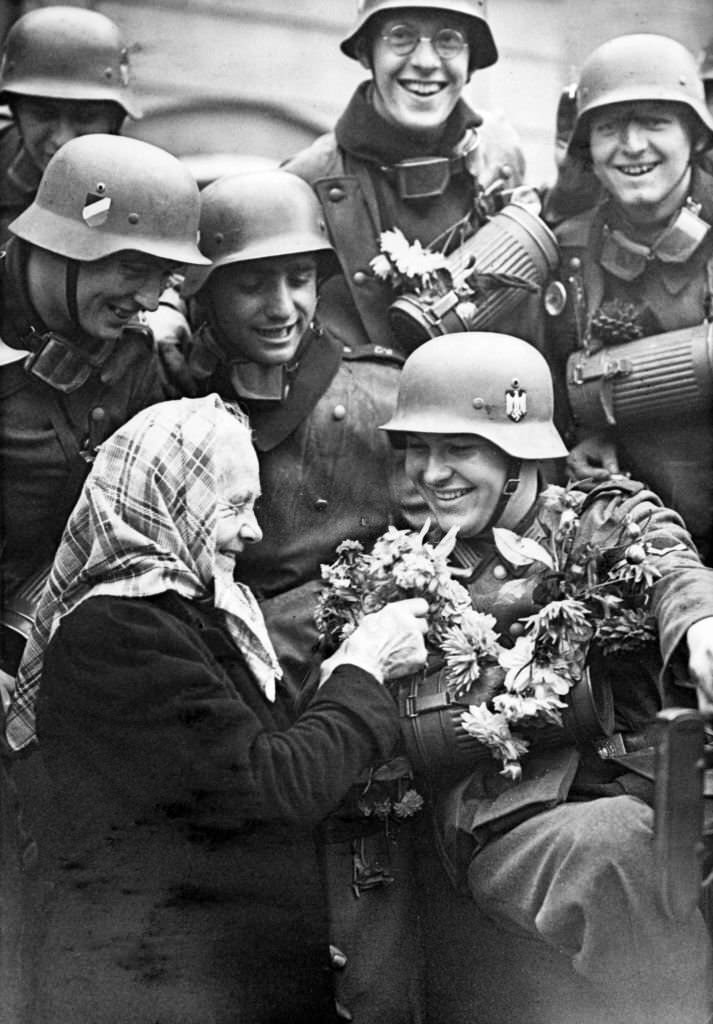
left=201, top=291, right=311, bottom=402
left=65, top=258, right=81, bottom=329
left=483, top=456, right=522, bottom=533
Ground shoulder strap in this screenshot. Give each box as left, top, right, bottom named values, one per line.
left=341, top=341, right=404, bottom=367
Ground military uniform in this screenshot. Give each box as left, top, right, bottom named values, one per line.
left=549, top=166, right=713, bottom=560
left=424, top=481, right=713, bottom=1024
left=284, top=85, right=543, bottom=357
left=0, top=239, right=167, bottom=670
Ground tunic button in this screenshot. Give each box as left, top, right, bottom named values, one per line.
left=492, top=564, right=507, bottom=579
left=314, top=498, right=328, bottom=512
left=328, top=187, right=345, bottom=202
left=332, top=404, right=346, bottom=420
left=353, top=271, right=368, bottom=286
left=510, top=622, right=525, bottom=637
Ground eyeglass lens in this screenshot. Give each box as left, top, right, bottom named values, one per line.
left=383, top=24, right=467, bottom=60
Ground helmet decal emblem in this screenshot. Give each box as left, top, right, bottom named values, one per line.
left=505, top=378, right=527, bottom=421
left=82, top=192, right=112, bottom=227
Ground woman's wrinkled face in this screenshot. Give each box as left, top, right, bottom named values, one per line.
left=360, top=9, right=470, bottom=136
left=13, top=95, right=122, bottom=172
left=404, top=431, right=507, bottom=537
left=588, top=100, right=694, bottom=224
left=213, top=425, right=263, bottom=574
left=207, top=254, right=318, bottom=365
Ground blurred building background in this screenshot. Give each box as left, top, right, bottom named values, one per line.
left=2, top=0, right=712, bottom=186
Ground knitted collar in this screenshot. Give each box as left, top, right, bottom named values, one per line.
left=335, top=80, right=481, bottom=166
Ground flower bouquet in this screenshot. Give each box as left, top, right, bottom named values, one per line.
left=316, top=486, right=667, bottom=782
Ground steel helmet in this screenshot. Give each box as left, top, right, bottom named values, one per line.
left=0, top=6, right=141, bottom=119
left=568, top=34, right=713, bottom=157
left=9, top=134, right=209, bottom=266
left=340, top=0, right=497, bottom=72
left=183, top=170, right=338, bottom=296
left=380, top=332, right=568, bottom=460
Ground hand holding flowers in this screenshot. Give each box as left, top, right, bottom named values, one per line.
left=316, top=486, right=670, bottom=781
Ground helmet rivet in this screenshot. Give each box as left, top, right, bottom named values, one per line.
left=214, top=232, right=224, bottom=245
left=128, top=212, right=139, bottom=225
left=679, top=77, right=687, bottom=85
left=104, top=67, right=113, bottom=79
left=472, top=397, right=485, bottom=410
left=95, top=182, right=106, bottom=194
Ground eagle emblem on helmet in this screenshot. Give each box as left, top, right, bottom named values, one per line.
left=505, top=378, right=527, bottom=421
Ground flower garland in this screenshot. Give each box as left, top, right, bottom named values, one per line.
left=316, top=485, right=672, bottom=781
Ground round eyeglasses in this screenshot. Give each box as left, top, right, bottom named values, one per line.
left=380, top=24, right=468, bottom=61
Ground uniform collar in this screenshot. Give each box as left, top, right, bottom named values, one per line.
left=189, top=323, right=344, bottom=453
left=335, top=80, right=481, bottom=167
left=449, top=497, right=541, bottom=579
left=247, top=326, right=343, bottom=452
left=599, top=167, right=713, bottom=282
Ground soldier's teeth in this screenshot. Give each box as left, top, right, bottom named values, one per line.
left=403, top=82, right=443, bottom=96
left=619, top=164, right=656, bottom=176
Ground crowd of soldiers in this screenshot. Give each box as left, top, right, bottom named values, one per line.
left=2, top=2, right=713, bottom=1023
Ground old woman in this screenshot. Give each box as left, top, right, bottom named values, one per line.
left=7, top=394, right=427, bottom=1023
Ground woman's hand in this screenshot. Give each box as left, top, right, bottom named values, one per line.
left=686, top=617, right=713, bottom=711
left=319, top=598, right=429, bottom=687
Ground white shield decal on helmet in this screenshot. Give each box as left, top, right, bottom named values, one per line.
left=82, top=193, right=112, bottom=227
left=505, top=379, right=527, bottom=421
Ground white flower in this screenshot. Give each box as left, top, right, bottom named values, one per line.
left=370, top=253, right=393, bottom=280
left=370, top=227, right=449, bottom=291
left=499, top=635, right=536, bottom=692
left=531, top=662, right=572, bottom=700
left=460, top=703, right=530, bottom=778
left=493, top=691, right=566, bottom=723
left=460, top=702, right=506, bottom=742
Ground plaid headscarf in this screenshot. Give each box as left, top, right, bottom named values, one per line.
left=6, top=394, right=282, bottom=751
